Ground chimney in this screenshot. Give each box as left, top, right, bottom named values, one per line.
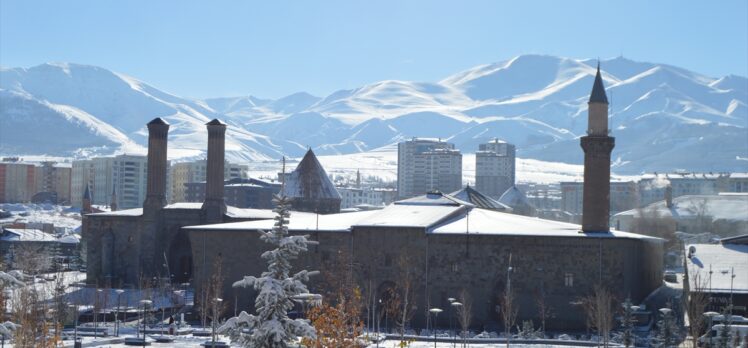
left=202, top=119, right=227, bottom=223
left=665, top=185, right=673, bottom=208
left=581, top=64, right=615, bottom=233
left=143, top=118, right=169, bottom=210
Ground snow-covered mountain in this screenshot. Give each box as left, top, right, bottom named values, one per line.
left=1, top=55, right=746, bottom=174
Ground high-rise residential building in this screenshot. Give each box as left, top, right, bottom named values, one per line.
left=560, top=181, right=638, bottom=219
left=34, top=162, right=72, bottom=204
left=475, top=139, right=516, bottom=199
left=71, top=155, right=148, bottom=209
left=169, top=160, right=248, bottom=203
left=397, top=138, right=462, bottom=199
left=0, top=159, right=37, bottom=203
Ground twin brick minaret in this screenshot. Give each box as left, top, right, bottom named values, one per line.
left=139, top=117, right=227, bottom=275
left=581, top=64, right=615, bottom=233
left=202, top=119, right=227, bottom=223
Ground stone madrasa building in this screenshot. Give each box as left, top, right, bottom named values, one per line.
left=84, top=67, right=664, bottom=330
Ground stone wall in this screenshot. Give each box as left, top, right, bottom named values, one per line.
left=187, top=224, right=664, bottom=331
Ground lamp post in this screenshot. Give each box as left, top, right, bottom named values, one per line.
left=703, top=311, right=720, bottom=348
left=450, top=300, right=462, bottom=348
left=115, top=289, right=124, bottom=337
left=94, top=288, right=102, bottom=339
left=211, top=297, right=223, bottom=348
left=447, top=298, right=455, bottom=345
left=429, top=308, right=443, bottom=348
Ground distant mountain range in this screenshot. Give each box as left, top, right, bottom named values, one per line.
left=1, top=55, right=746, bottom=174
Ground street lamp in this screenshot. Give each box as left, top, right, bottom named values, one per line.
left=94, top=288, right=102, bottom=338
left=450, top=301, right=462, bottom=348
left=115, top=289, right=124, bottom=337
left=140, top=299, right=152, bottom=348
left=447, top=298, right=455, bottom=343
left=429, top=308, right=443, bottom=348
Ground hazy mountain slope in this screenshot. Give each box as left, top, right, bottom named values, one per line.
left=1, top=55, right=745, bottom=174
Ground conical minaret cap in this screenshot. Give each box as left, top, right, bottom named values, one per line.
left=588, top=63, right=609, bottom=104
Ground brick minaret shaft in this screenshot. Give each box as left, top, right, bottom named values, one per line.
left=202, top=119, right=227, bottom=223
left=142, top=117, right=169, bottom=274
left=581, top=64, right=615, bottom=233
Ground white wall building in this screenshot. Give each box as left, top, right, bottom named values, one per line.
left=72, top=155, right=149, bottom=209
left=475, top=139, right=516, bottom=199
left=397, top=138, right=462, bottom=199
left=338, top=187, right=397, bottom=209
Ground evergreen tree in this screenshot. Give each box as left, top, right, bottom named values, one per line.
left=219, top=194, right=318, bottom=348
left=652, top=306, right=679, bottom=348
left=620, top=298, right=635, bottom=348
left=715, top=305, right=733, bottom=348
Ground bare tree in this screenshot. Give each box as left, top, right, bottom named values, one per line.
left=456, top=288, right=472, bottom=348
left=684, top=272, right=710, bottom=348
left=535, top=287, right=553, bottom=336
left=632, top=207, right=676, bottom=248
left=581, top=285, right=615, bottom=348
left=384, top=252, right=417, bottom=342
left=12, top=243, right=52, bottom=276
left=499, top=254, right=518, bottom=348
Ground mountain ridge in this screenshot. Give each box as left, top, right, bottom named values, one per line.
left=1, top=54, right=746, bottom=174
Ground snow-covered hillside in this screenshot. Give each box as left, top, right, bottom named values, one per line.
left=1, top=55, right=745, bottom=173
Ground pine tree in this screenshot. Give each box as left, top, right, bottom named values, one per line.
left=620, top=298, right=635, bottom=348
left=715, top=305, right=733, bottom=348
left=219, top=193, right=318, bottom=348
left=653, top=306, right=679, bottom=348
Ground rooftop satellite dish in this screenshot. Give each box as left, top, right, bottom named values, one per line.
left=688, top=246, right=696, bottom=258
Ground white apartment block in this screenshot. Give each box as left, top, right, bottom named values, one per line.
left=71, top=155, right=148, bottom=209
left=338, top=187, right=397, bottom=209
left=169, top=160, right=248, bottom=203
left=397, top=138, right=462, bottom=199
left=475, top=139, right=516, bottom=199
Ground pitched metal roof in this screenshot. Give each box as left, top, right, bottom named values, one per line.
left=281, top=149, right=341, bottom=200
left=449, top=185, right=512, bottom=212
left=589, top=64, right=609, bottom=104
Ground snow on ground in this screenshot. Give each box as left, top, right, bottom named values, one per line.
left=0, top=203, right=82, bottom=230
left=247, top=147, right=639, bottom=186
left=370, top=342, right=594, bottom=348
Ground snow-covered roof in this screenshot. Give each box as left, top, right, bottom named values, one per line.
left=397, top=191, right=472, bottom=207
left=185, top=202, right=659, bottom=243
left=88, top=208, right=143, bottom=217
left=57, top=234, right=81, bottom=244
left=431, top=208, right=658, bottom=240
left=449, top=185, right=512, bottom=212
left=164, top=202, right=202, bottom=209
left=1, top=228, right=58, bottom=242
left=225, top=206, right=276, bottom=220
left=354, top=204, right=465, bottom=228
left=614, top=193, right=748, bottom=222
left=685, top=243, right=748, bottom=294
left=498, top=185, right=534, bottom=209
left=186, top=210, right=378, bottom=232
left=281, top=149, right=341, bottom=200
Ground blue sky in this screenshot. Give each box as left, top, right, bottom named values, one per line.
left=2, top=0, right=746, bottom=99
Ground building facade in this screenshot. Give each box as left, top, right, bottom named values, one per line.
left=169, top=160, right=248, bottom=203
left=397, top=139, right=462, bottom=199
left=337, top=187, right=397, bottom=209
left=0, top=160, right=37, bottom=203
left=475, top=140, right=516, bottom=199
left=72, top=155, right=148, bottom=209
